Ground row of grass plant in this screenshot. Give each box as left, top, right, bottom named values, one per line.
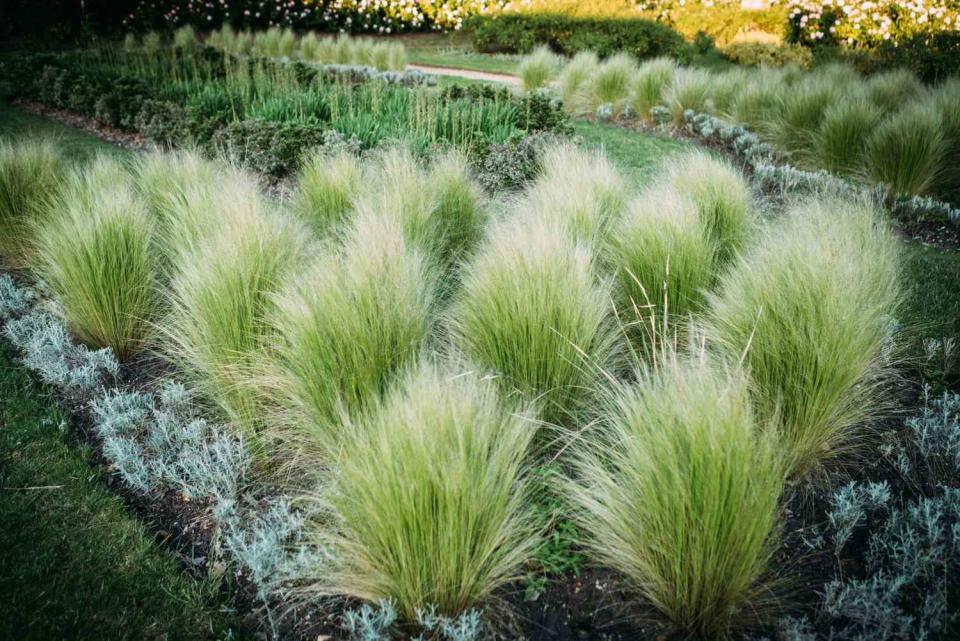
left=520, top=48, right=960, bottom=206
left=0, top=133, right=904, bottom=639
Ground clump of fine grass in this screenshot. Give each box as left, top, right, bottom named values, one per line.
left=662, top=67, right=714, bottom=124
left=172, top=25, right=197, bottom=51
left=866, top=69, right=926, bottom=113
left=0, top=139, right=66, bottom=267
left=315, top=362, right=540, bottom=621
left=659, top=150, right=753, bottom=264
left=930, top=78, right=960, bottom=201
left=142, top=31, right=162, bottom=52
left=165, top=195, right=307, bottom=440
left=267, top=212, right=435, bottom=462
left=37, top=160, right=159, bottom=361
left=707, top=195, right=902, bottom=476
left=707, top=68, right=750, bottom=115
left=812, top=97, right=884, bottom=177
left=453, top=213, right=615, bottom=427
left=425, top=150, right=487, bottom=271
left=558, top=51, right=599, bottom=106
left=291, top=149, right=363, bottom=237
left=771, top=74, right=844, bottom=165
left=521, top=142, right=628, bottom=248
left=133, top=149, right=222, bottom=240
left=519, top=45, right=560, bottom=92
left=606, top=183, right=715, bottom=354
left=567, top=356, right=784, bottom=639
left=581, top=53, right=637, bottom=114
left=729, top=71, right=785, bottom=130
left=628, top=57, right=676, bottom=121
left=864, top=100, right=947, bottom=197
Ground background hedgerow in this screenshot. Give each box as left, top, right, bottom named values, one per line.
left=313, top=362, right=540, bottom=622
left=568, top=356, right=784, bottom=638
left=452, top=212, right=615, bottom=428
left=267, top=212, right=435, bottom=464
left=0, top=139, right=66, bottom=267
left=165, top=193, right=307, bottom=441
left=37, top=159, right=159, bottom=361
left=707, top=194, right=902, bottom=476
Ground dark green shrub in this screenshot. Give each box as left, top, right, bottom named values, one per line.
left=135, top=100, right=190, bottom=147
left=209, top=119, right=327, bottom=176
left=470, top=13, right=689, bottom=61
left=722, top=42, right=813, bottom=68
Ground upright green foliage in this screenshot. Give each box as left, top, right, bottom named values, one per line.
left=663, top=67, right=713, bottom=124
left=0, top=139, right=66, bottom=267
left=316, top=362, right=539, bottom=620
left=558, top=50, right=599, bottom=106
left=568, top=357, right=784, bottom=638
left=772, top=74, right=844, bottom=164
left=453, top=213, right=615, bottom=426
left=707, top=196, right=902, bottom=475
left=37, top=160, right=158, bottom=361
left=518, top=45, right=560, bottom=92
left=813, top=97, right=884, bottom=177
left=584, top=52, right=637, bottom=113
left=268, top=212, right=435, bottom=461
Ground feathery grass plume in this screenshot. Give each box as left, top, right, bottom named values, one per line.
left=706, top=195, right=902, bottom=476
left=567, top=355, right=784, bottom=638
left=142, top=31, right=162, bottom=52
left=453, top=212, right=615, bottom=427
left=583, top=52, right=637, bottom=114
left=865, top=100, right=946, bottom=196
left=558, top=50, right=598, bottom=106
left=255, top=26, right=282, bottom=57
left=300, top=32, right=321, bottom=61
left=172, top=24, right=197, bottom=51
left=628, top=56, right=676, bottom=121
left=165, top=198, right=307, bottom=440
left=930, top=78, right=960, bottom=201
left=133, top=148, right=221, bottom=234
left=0, top=139, right=66, bottom=267
left=278, top=28, right=298, bottom=58
left=123, top=32, right=138, bottom=51
left=37, top=162, right=158, bottom=361
left=386, top=42, right=407, bottom=71
left=518, top=45, right=560, bottom=92
left=771, top=74, right=844, bottom=164
left=707, top=67, right=750, bottom=114
left=267, top=211, right=435, bottom=461
left=291, top=149, right=363, bottom=237
left=333, top=35, right=352, bottom=64
left=425, top=149, right=487, bottom=272
left=663, top=66, right=714, bottom=125
left=812, top=96, right=884, bottom=177
left=729, top=70, right=786, bottom=129
left=370, top=42, right=392, bottom=71
left=659, top=150, right=754, bottom=264
left=606, top=184, right=715, bottom=355
left=521, top=142, right=628, bottom=248
left=866, top=69, right=925, bottom=113
left=316, top=361, right=540, bottom=621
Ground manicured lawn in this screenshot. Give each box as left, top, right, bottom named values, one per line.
left=0, top=102, right=129, bottom=160
left=574, top=119, right=687, bottom=186
left=0, top=343, right=247, bottom=641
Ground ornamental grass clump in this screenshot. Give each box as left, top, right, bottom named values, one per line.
left=519, top=45, right=560, bottom=92
left=37, top=162, right=159, bottom=361
left=812, top=97, right=884, bottom=177
left=663, top=67, right=713, bottom=124
left=567, top=357, right=784, bottom=638
left=865, top=100, right=947, bottom=197
left=707, top=195, right=902, bottom=476
left=558, top=50, right=599, bottom=106
left=165, top=197, right=307, bottom=440
left=268, top=212, right=435, bottom=462
left=317, top=362, right=540, bottom=621
left=0, top=139, right=66, bottom=267
left=606, top=183, right=715, bottom=355
left=582, top=53, right=637, bottom=115
left=453, top=213, right=615, bottom=427
left=866, top=69, right=926, bottom=114
left=425, top=150, right=487, bottom=272
left=522, top=142, right=628, bottom=248
left=628, top=56, right=676, bottom=120
left=772, top=75, right=844, bottom=164
left=930, top=78, right=960, bottom=200
left=660, top=150, right=753, bottom=264
left=291, top=149, right=363, bottom=237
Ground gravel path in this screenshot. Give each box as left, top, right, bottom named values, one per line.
left=408, top=63, right=520, bottom=86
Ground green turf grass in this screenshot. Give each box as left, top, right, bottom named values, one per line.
left=0, top=342, right=247, bottom=641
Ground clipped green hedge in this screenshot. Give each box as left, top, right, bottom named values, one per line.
left=469, top=13, right=690, bottom=60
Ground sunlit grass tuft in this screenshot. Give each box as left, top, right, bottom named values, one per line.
left=291, top=149, right=363, bottom=237
left=519, top=45, right=560, bottom=92
left=0, top=139, right=66, bottom=267
left=865, top=100, right=946, bottom=197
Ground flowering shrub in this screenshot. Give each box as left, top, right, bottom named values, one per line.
left=786, top=0, right=960, bottom=48
left=123, top=0, right=510, bottom=33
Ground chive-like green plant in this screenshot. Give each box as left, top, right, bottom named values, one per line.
left=567, top=356, right=784, bottom=638
left=316, top=362, right=540, bottom=621
left=707, top=195, right=902, bottom=476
